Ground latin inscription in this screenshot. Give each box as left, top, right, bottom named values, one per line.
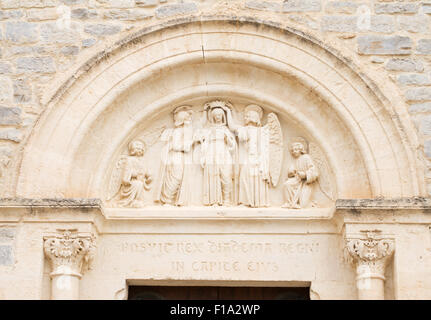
left=120, top=239, right=320, bottom=274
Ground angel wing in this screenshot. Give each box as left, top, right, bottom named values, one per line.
left=137, top=125, right=166, bottom=148
left=106, top=155, right=127, bottom=201
left=267, top=112, right=283, bottom=187
left=308, top=142, right=336, bottom=201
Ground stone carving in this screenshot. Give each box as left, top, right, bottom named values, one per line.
left=108, top=140, right=153, bottom=208
left=198, top=101, right=237, bottom=206
left=106, top=100, right=335, bottom=209
left=155, top=106, right=195, bottom=206
left=282, top=137, right=319, bottom=209
left=345, top=230, right=394, bottom=279
left=225, top=105, right=283, bottom=207
left=44, top=229, right=96, bottom=278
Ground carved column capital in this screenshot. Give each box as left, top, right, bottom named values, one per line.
left=345, top=230, right=394, bottom=281
left=43, top=229, right=96, bottom=278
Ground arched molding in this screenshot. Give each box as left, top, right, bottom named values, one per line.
left=15, top=17, right=424, bottom=200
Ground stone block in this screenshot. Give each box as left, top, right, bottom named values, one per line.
left=20, top=0, right=56, bottom=7
left=398, top=74, right=431, bottom=86
left=370, top=15, right=395, bottom=33
left=246, top=1, right=282, bottom=12
left=40, top=23, right=80, bottom=44
left=405, top=87, right=431, bottom=102
left=357, top=35, right=412, bottom=55
left=425, top=140, right=431, bottom=158
left=0, top=10, right=23, bottom=20
left=417, top=39, right=431, bottom=54
left=13, top=78, right=31, bottom=103
left=16, top=56, right=55, bottom=73
left=385, top=58, right=424, bottom=72
left=0, top=228, right=14, bottom=242
left=0, top=106, right=21, bottom=125
left=0, top=245, right=13, bottom=265
left=155, top=3, right=198, bottom=18
left=325, top=1, right=359, bottom=14
left=26, top=8, right=60, bottom=21
left=82, top=38, right=96, bottom=48
left=84, top=24, right=122, bottom=36
left=135, top=0, right=158, bottom=7
left=398, top=15, right=430, bottom=33
left=103, top=9, right=152, bottom=21
left=0, top=62, right=12, bottom=74
left=409, top=102, right=431, bottom=113
left=0, top=77, right=12, bottom=103
left=423, top=3, right=431, bottom=14
left=60, top=46, right=79, bottom=55
left=420, top=115, right=431, bottom=135
left=5, top=21, right=38, bottom=44
left=321, top=16, right=357, bottom=32
left=375, top=3, right=418, bottom=14
left=0, top=128, right=22, bottom=142
left=283, top=0, right=321, bottom=12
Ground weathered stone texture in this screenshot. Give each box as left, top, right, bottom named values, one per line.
left=26, top=8, right=59, bottom=21
left=0, top=77, right=12, bottom=103
left=405, top=87, right=431, bottom=102
left=325, top=1, right=359, bottom=14
left=246, top=1, right=281, bottom=12
left=283, top=0, right=321, bottom=12
left=82, top=38, right=96, bottom=48
left=103, top=9, right=152, bottom=21
left=357, top=35, right=412, bottom=55
left=5, top=21, right=38, bottom=44
left=0, top=128, right=22, bottom=142
left=398, top=15, right=430, bottom=34
left=16, top=56, right=55, bottom=73
left=321, top=16, right=357, bottom=32
left=0, top=106, right=21, bottom=125
left=417, top=39, right=431, bottom=54
left=0, top=63, right=12, bottom=74
left=385, top=58, right=424, bottom=72
left=84, top=24, right=122, bottom=36
left=13, top=78, right=31, bottom=103
left=374, top=3, right=418, bottom=14
left=420, top=115, right=431, bottom=136
left=155, top=3, right=198, bottom=18
left=0, top=245, right=13, bottom=266
left=398, top=74, right=431, bottom=86
left=409, top=102, right=431, bottom=114
left=40, top=23, right=80, bottom=44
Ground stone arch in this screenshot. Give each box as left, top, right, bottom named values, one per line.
left=15, top=17, right=425, bottom=200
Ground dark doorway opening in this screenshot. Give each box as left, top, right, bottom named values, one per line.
left=128, top=286, right=310, bottom=300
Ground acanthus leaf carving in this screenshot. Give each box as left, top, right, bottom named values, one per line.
left=43, top=229, right=96, bottom=278
left=345, top=230, right=394, bottom=279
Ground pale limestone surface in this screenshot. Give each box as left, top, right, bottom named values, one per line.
left=0, top=1, right=431, bottom=300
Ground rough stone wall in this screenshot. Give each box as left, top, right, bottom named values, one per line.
left=0, top=0, right=431, bottom=195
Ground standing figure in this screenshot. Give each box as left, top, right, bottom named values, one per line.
left=282, top=139, right=319, bottom=209
left=199, top=101, right=237, bottom=206
left=225, top=104, right=283, bottom=208
left=155, top=106, right=194, bottom=206
left=108, top=140, right=152, bottom=208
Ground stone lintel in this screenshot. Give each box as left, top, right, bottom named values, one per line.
left=336, top=197, right=431, bottom=212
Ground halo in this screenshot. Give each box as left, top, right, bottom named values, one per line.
left=244, top=104, right=263, bottom=119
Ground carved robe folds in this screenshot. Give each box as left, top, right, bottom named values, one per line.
left=283, top=154, right=319, bottom=209
left=200, top=125, right=236, bottom=206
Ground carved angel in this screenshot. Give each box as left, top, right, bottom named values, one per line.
left=107, top=140, right=152, bottom=208
left=282, top=138, right=319, bottom=209
left=308, top=142, right=336, bottom=202
left=224, top=104, right=283, bottom=207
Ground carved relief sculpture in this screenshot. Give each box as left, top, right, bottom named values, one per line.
left=225, top=105, right=283, bottom=207
left=155, top=106, right=195, bottom=206
left=282, top=138, right=319, bottom=209
left=198, top=101, right=237, bottom=206
left=108, top=140, right=152, bottom=208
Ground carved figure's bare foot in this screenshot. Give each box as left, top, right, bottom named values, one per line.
left=281, top=203, right=291, bottom=208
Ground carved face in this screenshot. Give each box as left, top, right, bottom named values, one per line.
left=174, top=110, right=192, bottom=127
left=211, top=108, right=225, bottom=124
left=290, top=142, right=305, bottom=158
left=244, top=110, right=261, bottom=126
left=129, top=140, right=145, bottom=156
